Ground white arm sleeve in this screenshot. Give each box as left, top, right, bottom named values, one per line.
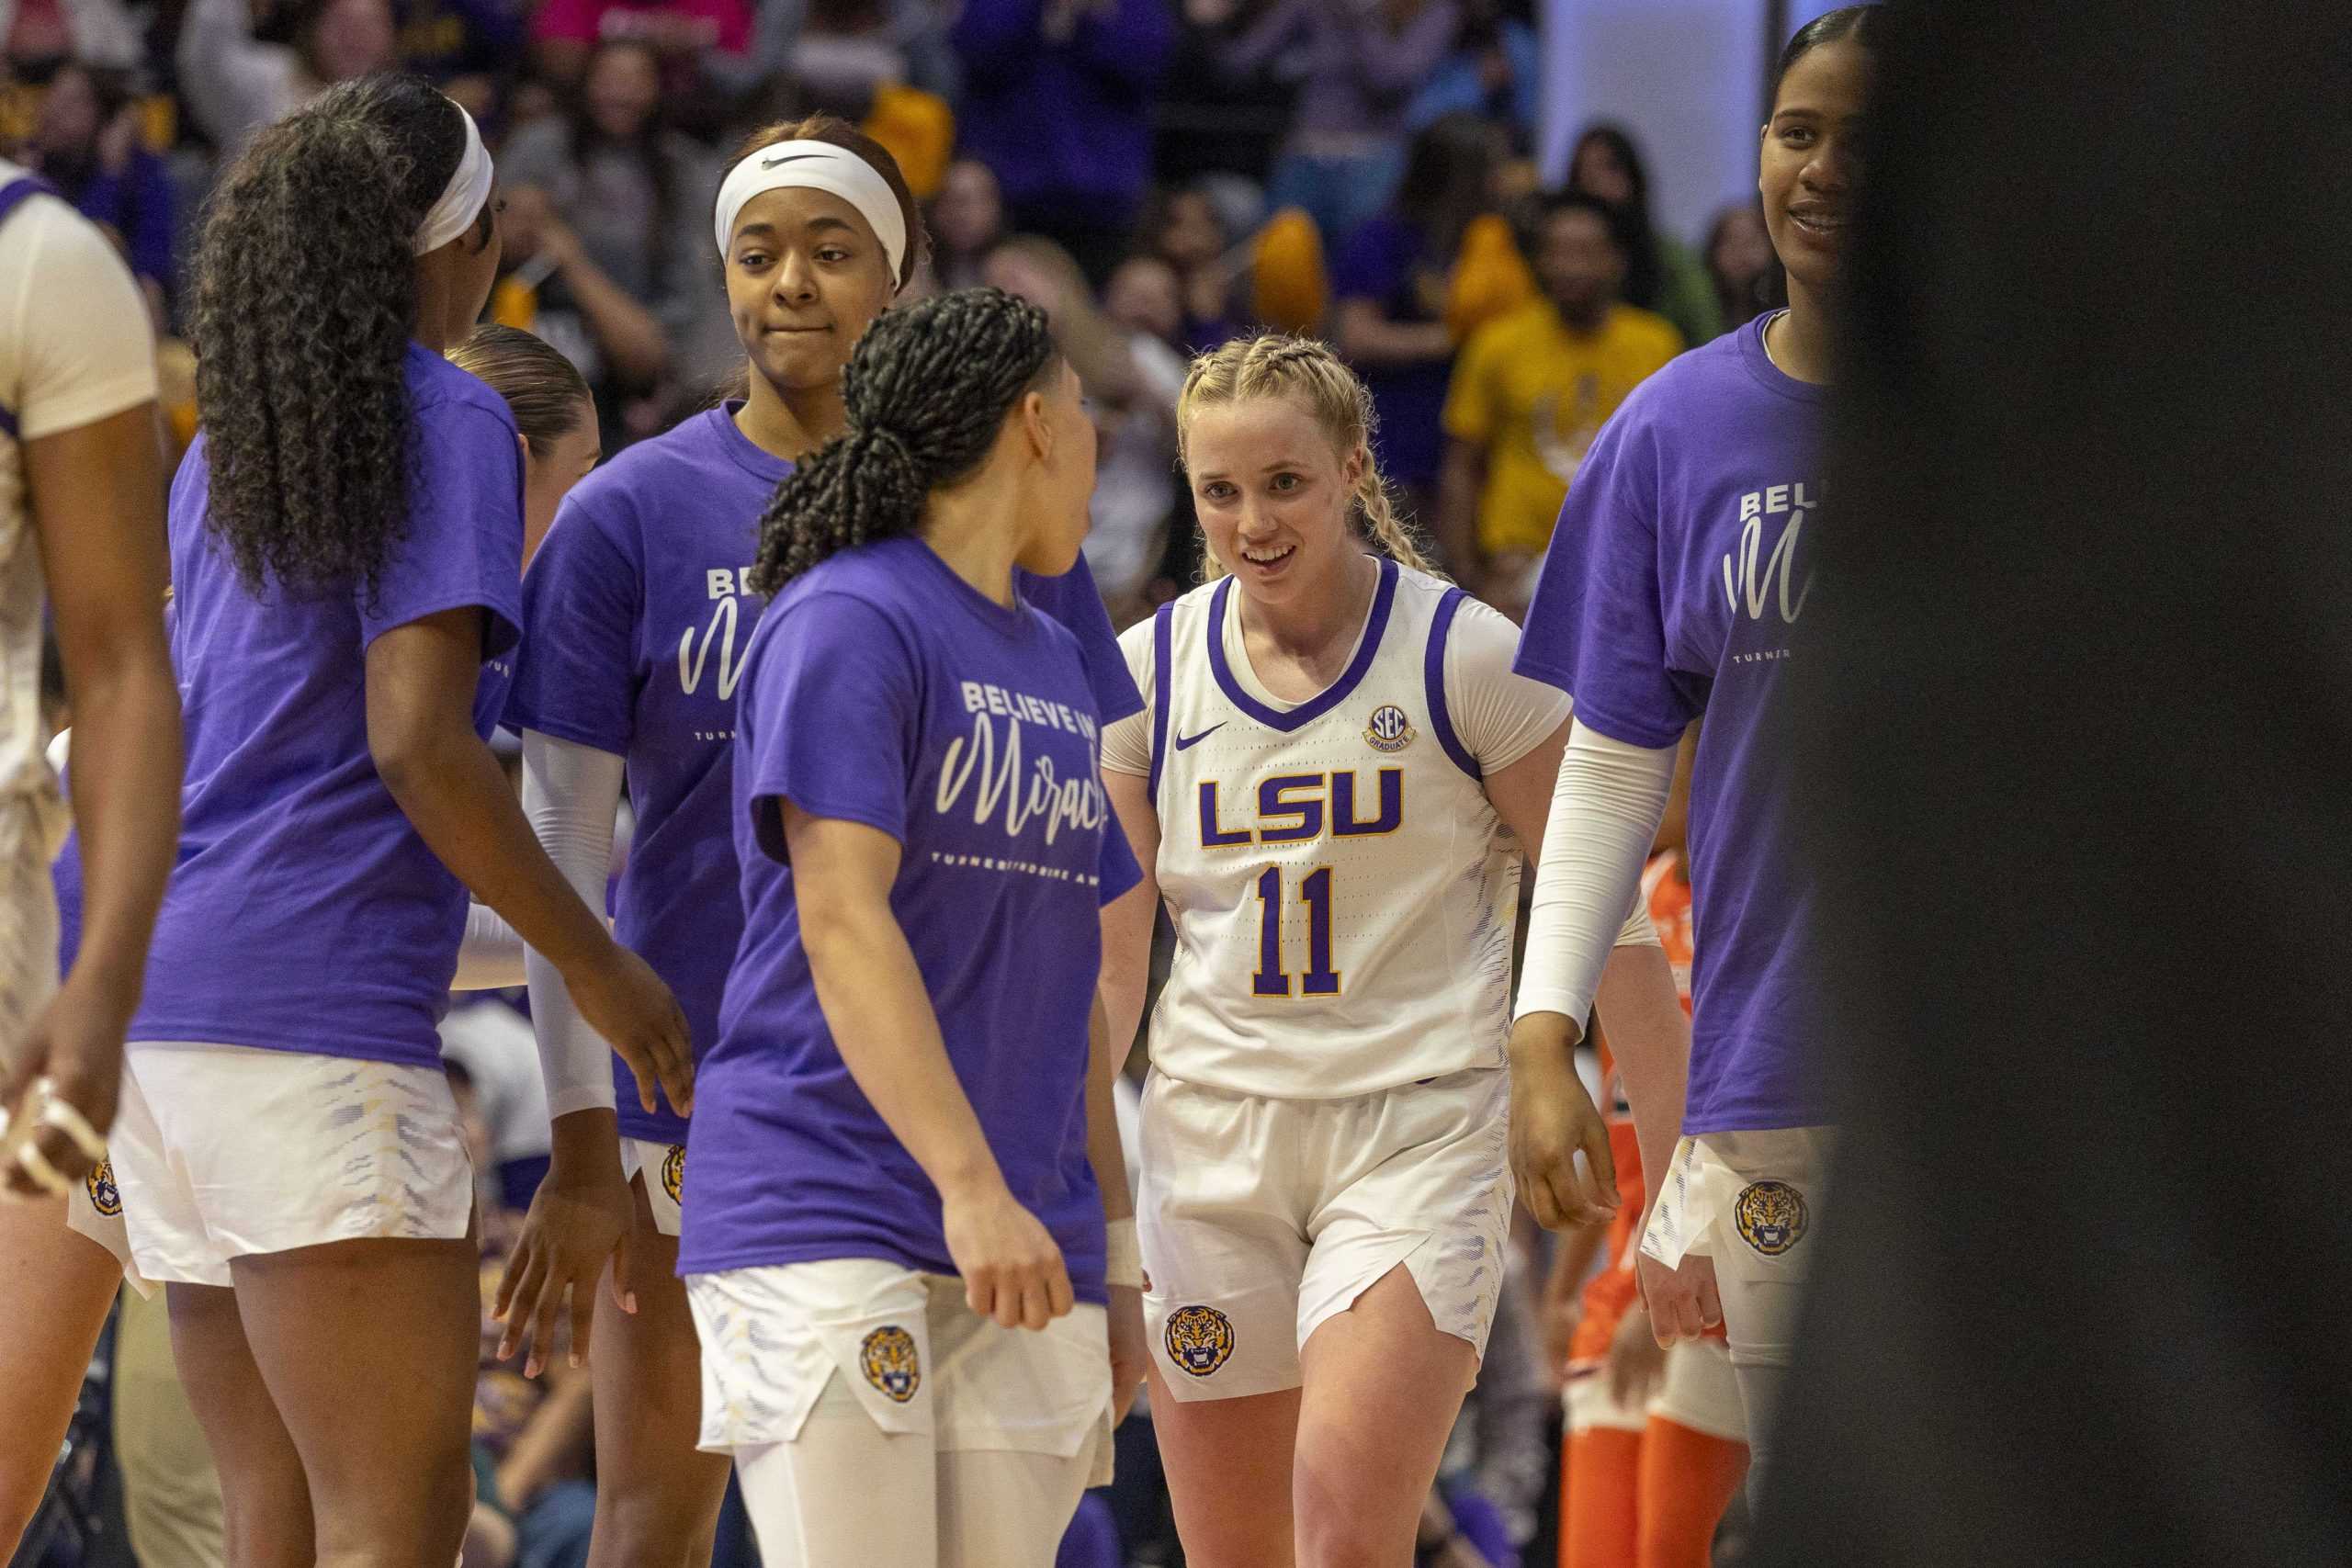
left=1098, top=618, right=1157, bottom=778
left=450, top=904, right=526, bottom=991
left=521, top=730, right=626, bottom=1120
left=1514, top=723, right=1678, bottom=1025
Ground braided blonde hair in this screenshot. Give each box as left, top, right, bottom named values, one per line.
left=1175, top=333, right=1442, bottom=581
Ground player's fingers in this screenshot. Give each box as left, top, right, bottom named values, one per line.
left=620, top=1050, right=658, bottom=1115
left=1522, top=1162, right=1565, bottom=1230
left=1019, top=1276, right=1051, bottom=1333
left=569, top=1279, right=597, bottom=1372
left=608, top=1228, right=637, bottom=1314
left=966, top=1270, right=995, bottom=1324
left=1553, top=1160, right=1608, bottom=1229
left=1694, top=1266, right=1724, bottom=1330
left=661, top=1008, right=694, bottom=1114
left=28, top=1127, right=94, bottom=1188
left=493, top=1235, right=533, bottom=1323
left=1045, top=1258, right=1074, bottom=1322
left=9, top=1134, right=75, bottom=1199
left=1668, top=1288, right=1704, bottom=1344
left=527, top=1273, right=565, bottom=1379
left=1578, top=1115, right=1618, bottom=1218
left=497, top=1250, right=546, bottom=1360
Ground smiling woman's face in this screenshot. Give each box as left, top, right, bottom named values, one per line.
left=725, top=186, right=898, bottom=395
left=1760, top=36, right=1871, bottom=300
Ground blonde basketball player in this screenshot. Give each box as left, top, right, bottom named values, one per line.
left=1096, top=335, right=1690, bottom=1567
left=0, top=157, right=180, bottom=1558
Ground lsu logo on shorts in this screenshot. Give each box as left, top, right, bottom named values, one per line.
left=1734, top=1179, right=1808, bottom=1257
left=1364, top=704, right=1416, bottom=753
left=1163, top=1304, right=1235, bottom=1378
left=661, top=1144, right=684, bottom=1205
left=860, top=1325, right=921, bottom=1403
left=85, top=1159, right=121, bottom=1218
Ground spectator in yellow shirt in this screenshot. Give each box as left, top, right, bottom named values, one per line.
left=1437, top=190, right=1680, bottom=615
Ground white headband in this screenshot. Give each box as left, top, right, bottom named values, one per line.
left=713, top=141, right=907, bottom=286
left=413, top=102, right=492, bottom=255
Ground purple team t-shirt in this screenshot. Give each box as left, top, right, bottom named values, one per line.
left=1515, top=315, right=1824, bottom=1133
left=130, top=344, right=526, bottom=1068
left=679, top=534, right=1141, bottom=1302
left=505, top=405, right=1143, bottom=1144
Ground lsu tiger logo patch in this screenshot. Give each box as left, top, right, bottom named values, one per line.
left=660, top=1144, right=684, bottom=1205
left=85, top=1160, right=121, bottom=1218
left=1364, top=704, right=1416, bottom=753
left=1734, top=1179, right=1808, bottom=1257
left=860, top=1325, right=921, bottom=1403
left=1163, top=1304, right=1236, bottom=1378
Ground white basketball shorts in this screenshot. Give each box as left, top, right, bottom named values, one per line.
left=1136, top=1065, right=1513, bottom=1404
left=686, top=1257, right=1114, bottom=1483
left=621, top=1136, right=685, bottom=1237
left=108, top=1042, right=474, bottom=1287
left=1639, top=1126, right=1834, bottom=1370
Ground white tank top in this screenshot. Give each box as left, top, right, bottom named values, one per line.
left=1139, top=559, right=1527, bottom=1099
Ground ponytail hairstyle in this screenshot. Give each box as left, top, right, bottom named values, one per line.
left=447, top=325, right=592, bottom=458
left=749, top=288, right=1059, bottom=595
left=189, top=73, right=472, bottom=603
left=1174, top=334, right=1440, bottom=581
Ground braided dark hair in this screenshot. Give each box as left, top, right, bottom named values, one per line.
left=749, top=288, right=1058, bottom=595
left=189, top=73, right=469, bottom=604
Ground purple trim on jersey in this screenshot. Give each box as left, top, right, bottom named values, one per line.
left=1423, top=587, right=1479, bottom=780
left=1204, top=557, right=1399, bottom=732
left=0, top=175, right=60, bottom=438
left=1148, top=600, right=1173, bottom=801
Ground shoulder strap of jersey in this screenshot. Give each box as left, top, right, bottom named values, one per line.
left=1148, top=598, right=1175, bottom=803
left=1423, top=586, right=1480, bottom=780
left=0, top=175, right=61, bottom=441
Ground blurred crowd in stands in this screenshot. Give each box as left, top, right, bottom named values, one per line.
left=2, top=0, right=1781, bottom=631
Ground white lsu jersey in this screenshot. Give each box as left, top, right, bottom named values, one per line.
left=1108, top=558, right=1607, bottom=1100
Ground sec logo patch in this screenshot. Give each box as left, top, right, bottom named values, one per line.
left=1733, top=1179, right=1808, bottom=1257
left=860, top=1325, right=922, bottom=1403
left=1164, top=1304, right=1236, bottom=1377
left=85, top=1159, right=121, bottom=1218
left=1364, top=705, right=1416, bottom=753
left=661, top=1144, right=684, bottom=1205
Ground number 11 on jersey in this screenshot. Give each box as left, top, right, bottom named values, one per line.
left=1252, top=866, right=1340, bottom=998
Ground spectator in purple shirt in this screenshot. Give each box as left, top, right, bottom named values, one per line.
left=24, top=62, right=173, bottom=312
left=951, top=0, right=1176, bottom=286
left=1216, top=0, right=1459, bottom=245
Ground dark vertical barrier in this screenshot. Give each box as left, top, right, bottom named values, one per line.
left=1756, top=2, right=2352, bottom=1562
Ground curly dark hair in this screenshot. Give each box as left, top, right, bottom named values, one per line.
left=749, top=288, right=1058, bottom=595
left=189, top=74, right=471, bottom=603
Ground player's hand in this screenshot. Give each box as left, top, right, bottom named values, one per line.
left=942, top=1179, right=1073, bottom=1331
left=561, top=941, right=693, bottom=1115
left=1635, top=1247, right=1721, bottom=1348
left=1107, top=1283, right=1148, bottom=1425
left=1604, top=1299, right=1668, bottom=1408
left=494, top=1115, right=635, bottom=1377
left=1505, top=1028, right=1616, bottom=1230
left=1, top=974, right=125, bottom=1199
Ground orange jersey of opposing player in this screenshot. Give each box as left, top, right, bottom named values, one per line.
left=1568, top=853, right=1695, bottom=1371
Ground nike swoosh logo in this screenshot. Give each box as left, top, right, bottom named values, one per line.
left=761, top=152, right=826, bottom=169
left=1173, top=724, right=1226, bottom=751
